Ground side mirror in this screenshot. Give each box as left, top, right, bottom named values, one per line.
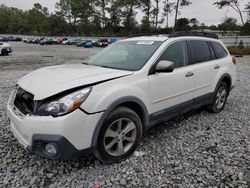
left=155, top=60, right=174, bottom=73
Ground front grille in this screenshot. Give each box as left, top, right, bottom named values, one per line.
left=14, top=87, right=35, bottom=115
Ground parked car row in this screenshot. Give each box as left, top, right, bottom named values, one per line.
left=22, top=37, right=117, bottom=48
left=0, top=36, right=22, bottom=42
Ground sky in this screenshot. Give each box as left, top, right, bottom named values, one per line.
left=0, top=0, right=249, bottom=27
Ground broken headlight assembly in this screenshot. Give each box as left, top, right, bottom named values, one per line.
left=37, top=87, right=91, bottom=117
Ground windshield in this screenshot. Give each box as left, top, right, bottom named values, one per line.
left=87, top=40, right=163, bottom=71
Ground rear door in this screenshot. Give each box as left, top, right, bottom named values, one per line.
left=188, top=40, right=219, bottom=104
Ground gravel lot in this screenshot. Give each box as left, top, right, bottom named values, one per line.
left=0, top=42, right=249, bottom=187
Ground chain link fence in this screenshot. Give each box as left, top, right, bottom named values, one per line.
left=219, top=36, right=250, bottom=47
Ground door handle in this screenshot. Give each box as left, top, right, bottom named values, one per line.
left=185, top=72, right=194, bottom=77
left=214, top=65, right=220, bottom=69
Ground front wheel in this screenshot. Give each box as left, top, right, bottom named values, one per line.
left=1, top=49, right=8, bottom=56
left=208, top=81, right=229, bottom=113
left=94, top=107, right=142, bottom=163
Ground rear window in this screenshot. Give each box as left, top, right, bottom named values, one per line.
left=211, top=42, right=228, bottom=59
left=189, top=40, right=211, bottom=63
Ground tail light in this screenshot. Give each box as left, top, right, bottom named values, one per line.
left=232, top=56, right=237, bottom=65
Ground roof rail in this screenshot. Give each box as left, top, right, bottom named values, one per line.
left=169, top=31, right=219, bottom=39
left=126, top=33, right=167, bottom=38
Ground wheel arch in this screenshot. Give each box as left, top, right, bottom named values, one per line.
left=215, top=73, right=232, bottom=93
left=91, top=96, right=149, bottom=147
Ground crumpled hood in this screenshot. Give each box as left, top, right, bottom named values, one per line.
left=18, top=64, right=133, bottom=100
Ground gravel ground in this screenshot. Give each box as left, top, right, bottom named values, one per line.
left=0, top=42, right=249, bottom=187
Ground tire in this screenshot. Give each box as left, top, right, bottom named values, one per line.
left=208, top=81, right=229, bottom=113
left=94, top=107, right=143, bottom=163
left=1, top=50, right=8, bottom=56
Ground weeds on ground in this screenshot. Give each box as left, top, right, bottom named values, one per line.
left=227, top=41, right=250, bottom=56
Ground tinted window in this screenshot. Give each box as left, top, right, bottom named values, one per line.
left=189, top=40, right=211, bottom=63
left=208, top=43, right=216, bottom=60
left=211, top=42, right=228, bottom=59
left=157, top=41, right=189, bottom=68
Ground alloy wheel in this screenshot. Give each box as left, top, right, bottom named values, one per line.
left=103, top=118, right=137, bottom=157
left=215, top=86, right=227, bottom=109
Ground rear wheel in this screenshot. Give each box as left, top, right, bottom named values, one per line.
left=208, top=81, right=229, bottom=113
left=94, top=107, right=142, bottom=163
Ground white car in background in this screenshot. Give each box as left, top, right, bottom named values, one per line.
left=7, top=32, right=237, bottom=163
left=0, top=42, right=12, bottom=56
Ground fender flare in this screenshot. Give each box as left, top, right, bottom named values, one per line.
left=214, top=73, right=232, bottom=93
left=91, top=96, right=149, bottom=147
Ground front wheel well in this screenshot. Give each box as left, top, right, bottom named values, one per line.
left=118, top=101, right=147, bottom=132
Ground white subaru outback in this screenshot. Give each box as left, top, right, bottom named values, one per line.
left=7, top=32, right=237, bottom=163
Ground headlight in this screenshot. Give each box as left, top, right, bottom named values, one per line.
left=37, top=87, right=91, bottom=116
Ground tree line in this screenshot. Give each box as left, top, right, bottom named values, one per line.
left=0, top=0, right=249, bottom=36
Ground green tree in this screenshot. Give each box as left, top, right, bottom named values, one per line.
left=174, top=0, right=191, bottom=29
left=55, top=0, right=72, bottom=24
left=140, top=0, right=152, bottom=31
left=24, top=4, right=50, bottom=35
left=95, top=0, right=110, bottom=28
left=34, top=3, right=49, bottom=16
left=189, top=18, right=199, bottom=31
left=56, top=0, right=95, bottom=33
left=47, top=14, right=70, bottom=35
left=175, top=17, right=190, bottom=31
left=106, top=0, right=122, bottom=31
left=241, top=22, right=250, bottom=35
left=214, top=0, right=245, bottom=26
left=162, top=0, right=175, bottom=28
left=152, top=0, right=161, bottom=29
left=246, top=2, right=250, bottom=21
left=117, top=0, right=139, bottom=33
left=218, top=17, right=240, bottom=34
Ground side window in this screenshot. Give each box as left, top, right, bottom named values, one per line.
left=208, top=43, right=216, bottom=60
left=211, top=42, right=228, bottom=59
left=157, top=41, right=189, bottom=68
left=189, top=40, right=211, bottom=63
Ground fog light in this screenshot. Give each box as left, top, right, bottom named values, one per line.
left=45, top=143, right=57, bottom=156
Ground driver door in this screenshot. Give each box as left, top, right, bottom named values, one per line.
left=148, top=40, right=195, bottom=120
